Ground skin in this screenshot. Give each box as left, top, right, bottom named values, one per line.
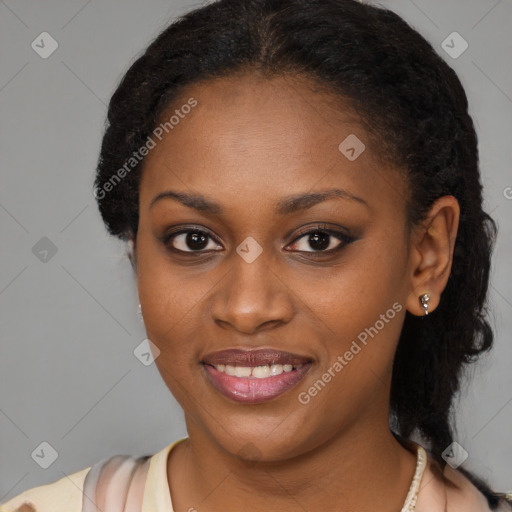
left=131, top=72, right=460, bottom=512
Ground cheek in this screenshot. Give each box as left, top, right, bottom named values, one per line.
left=136, top=230, right=200, bottom=357
left=305, top=236, right=407, bottom=371
left=136, top=243, right=204, bottom=406
left=308, top=241, right=404, bottom=326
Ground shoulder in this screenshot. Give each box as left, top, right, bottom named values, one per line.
left=0, top=466, right=91, bottom=512
left=0, top=449, right=159, bottom=512
left=416, top=451, right=512, bottom=512
left=443, top=465, right=512, bottom=512
left=0, top=439, right=186, bottom=512
left=443, top=464, right=495, bottom=511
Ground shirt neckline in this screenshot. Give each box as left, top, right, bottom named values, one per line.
left=142, top=437, right=187, bottom=512
left=145, top=437, right=427, bottom=512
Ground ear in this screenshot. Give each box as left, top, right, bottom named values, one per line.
left=128, top=237, right=137, bottom=271
left=405, top=195, right=460, bottom=316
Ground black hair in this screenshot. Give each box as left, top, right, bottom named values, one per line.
left=94, top=0, right=509, bottom=508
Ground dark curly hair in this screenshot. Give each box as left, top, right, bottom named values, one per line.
left=94, top=0, right=509, bottom=508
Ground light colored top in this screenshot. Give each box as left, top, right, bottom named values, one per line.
left=0, top=439, right=182, bottom=512
left=0, top=438, right=510, bottom=512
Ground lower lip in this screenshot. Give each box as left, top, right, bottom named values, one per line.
left=202, top=363, right=312, bottom=404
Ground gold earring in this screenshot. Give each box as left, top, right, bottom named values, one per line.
left=419, top=293, right=430, bottom=316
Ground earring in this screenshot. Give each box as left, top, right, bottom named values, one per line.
left=419, top=293, right=430, bottom=316
left=137, top=303, right=144, bottom=323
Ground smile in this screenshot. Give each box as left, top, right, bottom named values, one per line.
left=211, top=363, right=305, bottom=378
left=203, top=362, right=312, bottom=404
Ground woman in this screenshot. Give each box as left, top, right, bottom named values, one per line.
left=2, top=0, right=511, bottom=510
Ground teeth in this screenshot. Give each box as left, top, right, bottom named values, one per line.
left=252, top=365, right=271, bottom=378
left=225, top=365, right=252, bottom=377
left=212, top=363, right=302, bottom=378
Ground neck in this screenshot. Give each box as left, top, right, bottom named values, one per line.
left=167, top=416, right=418, bottom=512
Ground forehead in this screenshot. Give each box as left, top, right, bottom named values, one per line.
left=139, top=73, right=406, bottom=219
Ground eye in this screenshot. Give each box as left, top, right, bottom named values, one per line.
left=161, top=224, right=354, bottom=256
left=287, top=225, right=353, bottom=254
left=163, top=228, right=223, bottom=253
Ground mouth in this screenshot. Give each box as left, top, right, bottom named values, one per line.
left=201, top=348, right=313, bottom=404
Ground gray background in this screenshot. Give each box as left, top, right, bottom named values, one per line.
left=0, top=0, right=511, bottom=501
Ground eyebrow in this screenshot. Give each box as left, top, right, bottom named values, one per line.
left=149, top=188, right=368, bottom=215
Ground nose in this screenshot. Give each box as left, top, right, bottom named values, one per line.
left=209, top=252, right=294, bottom=334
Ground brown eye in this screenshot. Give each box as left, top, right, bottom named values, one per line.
left=287, top=225, right=353, bottom=254
left=163, top=228, right=223, bottom=253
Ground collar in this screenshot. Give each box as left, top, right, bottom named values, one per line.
left=141, top=437, right=493, bottom=512
left=142, top=437, right=187, bottom=512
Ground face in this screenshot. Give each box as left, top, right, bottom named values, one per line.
left=135, top=73, right=413, bottom=461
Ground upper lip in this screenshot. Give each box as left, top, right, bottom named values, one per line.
left=202, top=348, right=312, bottom=367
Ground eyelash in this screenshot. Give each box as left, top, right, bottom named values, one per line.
left=161, top=224, right=354, bottom=257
